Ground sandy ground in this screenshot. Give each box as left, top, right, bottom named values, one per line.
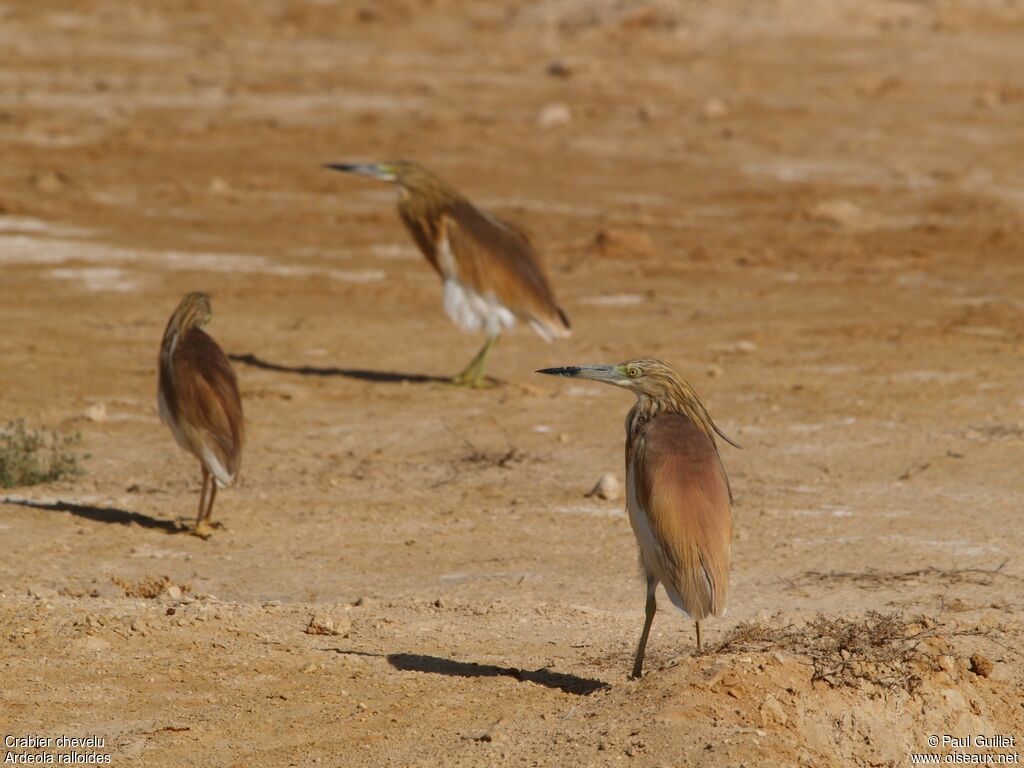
left=2, top=0, right=1024, bottom=765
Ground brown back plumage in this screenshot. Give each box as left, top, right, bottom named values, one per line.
left=628, top=412, right=731, bottom=619
left=393, top=162, right=570, bottom=340
left=158, top=293, right=243, bottom=485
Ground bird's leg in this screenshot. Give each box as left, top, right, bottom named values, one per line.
left=193, top=468, right=214, bottom=539
left=452, top=334, right=498, bottom=388
left=192, top=467, right=209, bottom=531
left=204, top=482, right=221, bottom=527
left=202, top=483, right=225, bottom=532
left=631, top=578, right=658, bottom=679
left=695, top=621, right=702, bottom=654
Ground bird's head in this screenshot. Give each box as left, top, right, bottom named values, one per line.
left=172, top=291, right=213, bottom=331
left=537, top=358, right=681, bottom=398
left=538, top=358, right=739, bottom=448
left=323, top=160, right=455, bottom=201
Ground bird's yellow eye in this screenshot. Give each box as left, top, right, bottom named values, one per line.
left=627, top=366, right=641, bottom=378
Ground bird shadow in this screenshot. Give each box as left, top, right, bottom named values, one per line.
left=387, top=652, right=609, bottom=696
left=322, top=647, right=608, bottom=695
left=228, top=353, right=450, bottom=384
left=2, top=498, right=182, bottom=533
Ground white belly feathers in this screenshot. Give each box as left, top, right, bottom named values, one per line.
left=442, top=278, right=516, bottom=336
left=437, top=233, right=516, bottom=337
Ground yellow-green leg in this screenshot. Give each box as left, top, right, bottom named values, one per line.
left=451, top=334, right=498, bottom=388
left=193, top=467, right=214, bottom=539
left=631, top=577, right=658, bottom=679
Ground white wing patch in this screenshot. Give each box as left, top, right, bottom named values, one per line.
left=202, top=444, right=234, bottom=488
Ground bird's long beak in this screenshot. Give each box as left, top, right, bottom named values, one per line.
left=536, top=365, right=627, bottom=385
left=323, top=162, right=396, bottom=182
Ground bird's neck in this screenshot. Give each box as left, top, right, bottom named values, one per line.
left=398, top=182, right=462, bottom=217
left=628, top=387, right=720, bottom=446
left=160, top=315, right=199, bottom=367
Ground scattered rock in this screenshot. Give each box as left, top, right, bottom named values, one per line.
left=545, top=59, right=572, bottom=78
left=969, top=653, right=993, bottom=678
left=585, top=473, right=621, bottom=502
left=471, top=717, right=505, bottom=743
left=305, top=612, right=351, bottom=637
left=711, top=340, right=757, bottom=355
left=637, top=103, right=657, bottom=122
left=807, top=199, right=864, bottom=228
left=83, top=403, right=107, bottom=422
left=32, top=170, right=69, bottom=193
left=208, top=177, right=231, bottom=195
left=166, top=585, right=182, bottom=600
left=537, top=102, right=572, bottom=128
left=937, top=655, right=956, bottom=674
left=760, top=694, right=787, bottom=726
left=70, top=635, right=111, bottom=653
left=586, top=228, right=657, bottom=261
left=28, top=584, right=58, bottom=600
left=701, top=98, right=730, bottom=119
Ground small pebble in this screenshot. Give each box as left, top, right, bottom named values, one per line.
left=701, top=98, right=730, bottom=119
left=83, top=403, right=107, bottom=422
left=538, top=102, right=572, bottom=128
left=546, top=59, right=572, bottom=78
left=586, top=473, right=621, bottom=502
left=969, top=653, right=993, bottom=678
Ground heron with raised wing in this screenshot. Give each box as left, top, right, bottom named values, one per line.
left=158, top=292, right=244, bottom=538
left=325, top=160, right=570, bottom=387
left=538, top=359, right=736, bottom=678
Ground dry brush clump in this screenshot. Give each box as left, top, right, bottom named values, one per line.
left=0, top=419, right=82, bottom=488
left=715, top=611, right=996, bottom=694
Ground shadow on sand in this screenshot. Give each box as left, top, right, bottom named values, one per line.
left=229, top=353, right=450, bottom=384
left=386, top=652, right=609, bottom=696
left=321, top=648, right=608, bottom=695
left=2, top=497, right=182, bottom=533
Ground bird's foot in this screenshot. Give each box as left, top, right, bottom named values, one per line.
left=448, top=371, right=494, bottom=389
left=192, top=520, right=216, bottom=540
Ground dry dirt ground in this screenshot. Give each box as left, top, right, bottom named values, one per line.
left=2, top=1, right=1024, bottom=766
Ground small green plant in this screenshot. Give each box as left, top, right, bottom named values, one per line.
left=0, top=419, right=82, bottom=488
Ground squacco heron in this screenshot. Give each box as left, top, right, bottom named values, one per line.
left=158, top=292, right=244, bottom=538
left=325, top=160, right=570, bottom=387
left=538, top=359, right=735, bottom=678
